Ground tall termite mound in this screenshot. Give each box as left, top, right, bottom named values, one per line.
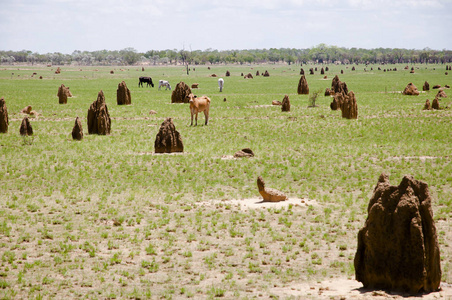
left=354, top=174, right=441, bottom=294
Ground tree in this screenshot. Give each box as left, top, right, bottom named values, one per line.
left=179, top=47, right=190, bottom=75
left=120, top=48, right=140, bottom=65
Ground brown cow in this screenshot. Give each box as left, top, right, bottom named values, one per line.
left=189, top=93, right=211, bottom=126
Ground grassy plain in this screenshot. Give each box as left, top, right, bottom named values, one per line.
left=0, top=63, right=451, bottom=299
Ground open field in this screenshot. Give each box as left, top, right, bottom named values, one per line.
left=1, top=63, right=452, bottom=299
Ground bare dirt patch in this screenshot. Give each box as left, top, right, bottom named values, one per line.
left=198, top=197, right=317, bottom=211
left=268, top=279, right=452, bottom=299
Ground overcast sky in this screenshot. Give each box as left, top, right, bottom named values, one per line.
left=1, top=0, right=451, bottom=54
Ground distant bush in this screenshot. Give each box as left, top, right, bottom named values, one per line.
left=308, top=89, right=322, bottom=107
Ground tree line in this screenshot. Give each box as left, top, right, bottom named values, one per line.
left=1, top=44, right=451, bottom=66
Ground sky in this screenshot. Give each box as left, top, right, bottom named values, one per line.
left=1, top=0, right=451, bottom=54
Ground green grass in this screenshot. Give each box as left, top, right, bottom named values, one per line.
left=0, top=63, right=451, bottom=298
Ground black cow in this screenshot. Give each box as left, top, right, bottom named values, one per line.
left=139, top=76, right=154, bottom=87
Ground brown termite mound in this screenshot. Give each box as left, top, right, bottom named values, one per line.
left=402, top=82, right=420, bottom=95
left=257, top=176, right=287, bottom=202
left=354, top=173, right=441, bottom=294
left=154, top=117, right=184, bottom=153
left=297, top=75, right=309, bottom=95
left=423, top=99, right=431, bottom=110
left=432, top=97, right=440, bottom=110
left=57, top=84, right=71, bottom=104
left=341, top=91, right=358, bottom=119
left=21, top=105, right=32, bottom=114
left=281, top=95, right=290, bottom=112
left=72, top=117, right=83, bottom=140
left=234, top=148, right=255, bottom=158
left=331, top=75, right=348, bottom=95
left=436, top=89, right=447, bottom=98
left=423, top=81, right=430, bottom=91
left=330, top=93, right=344, bottom=111
left=0, top=97, right=9, bottom=133
left=171, top=82, right=192, bottom=103
left=117, top=81, right=131, bottom=105
left=20, top=116, right=33, bottom=136
left=87, top=90, right=111, bottom=135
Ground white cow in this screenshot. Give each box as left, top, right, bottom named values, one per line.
left=158, top=80, right=172, bottom=90
left=218, top=78, right=224, bottom=92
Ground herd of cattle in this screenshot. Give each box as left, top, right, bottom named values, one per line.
left=138, top=76, right=224, bottom=126
left=138, top=76, right=224, bottom=92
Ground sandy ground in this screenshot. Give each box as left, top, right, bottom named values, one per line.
left=199, top=197, right=317, bottom=211
left=269, top=279, right=452, bottom=299
left=196, top=198, right=452, bottom=300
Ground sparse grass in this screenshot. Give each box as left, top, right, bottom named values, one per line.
left=0, top=63, right=451, bottom=298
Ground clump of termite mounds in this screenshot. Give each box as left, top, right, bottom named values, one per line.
left=354, top=173, right=441, bottom=294
left=329, top=75, right=358, bottom=119
left=0, top=97, right=8, bottom=133
left=423, top=89, right=448, bottom=111
left=87, top=90, right=111, bottom=135
left=171, top=82, right=192, bottom=103
left=154, top=118, right=184, bottom=153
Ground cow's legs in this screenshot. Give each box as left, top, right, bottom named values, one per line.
left=204, top=110, right=209, bottom=125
